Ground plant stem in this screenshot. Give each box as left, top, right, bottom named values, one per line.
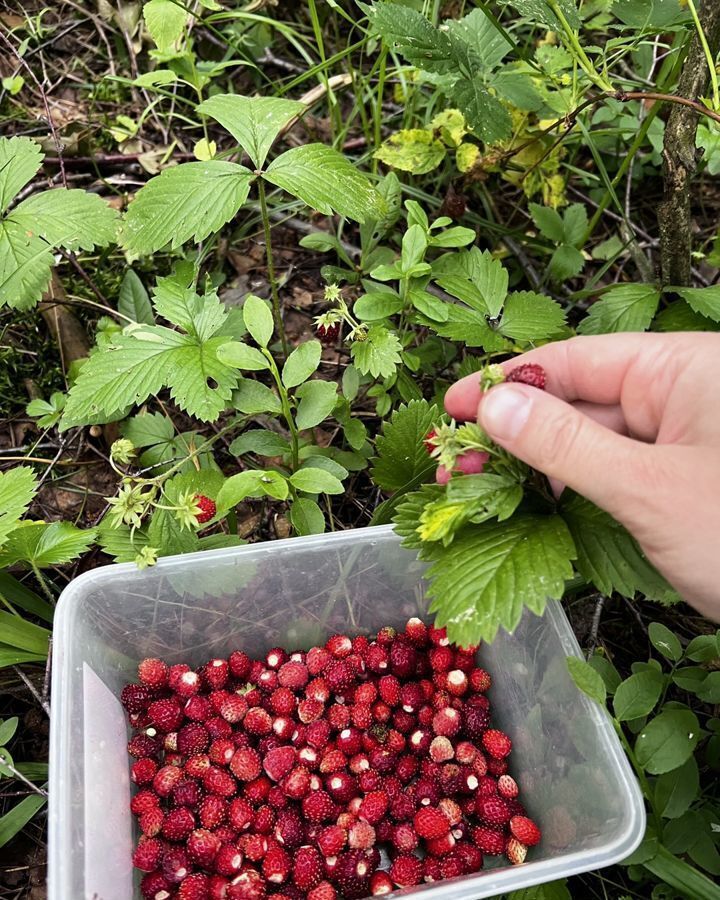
left=687, top=0, right=720, bottom=110
left=546, top=0, right=614, bottom=92
left=257, top=178, right=289, bottom=357
left=263, top=351, right=300, bottom=472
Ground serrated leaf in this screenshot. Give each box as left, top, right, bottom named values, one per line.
left=118, top=269, right=153, bottom=324
left=282, top=340, right=321, bottom=388
left=374, top=130, right=446, bottom=175
left=419, top=475, right=523, bottom=544
left=635, top=709, right=700, bottom=774
left=0, top=137, right=42, bottom=213
left=566, top=656, right=607, bottom=706
left=148, top=508, right=199, bottom=556
left=530, top=203, right=565, bottom=242
left=0, top=522, right=96, bottom=568
left=168, top=337, right=237, bottom=421
left=197, top=94, right=304, bottom=169
left=143, top=0, right=187, bottom=49
left=426, top=514, right=576, bottom=645
left=243, top=294, right=274, bottom=348
left=613, top=670, right=663, bottom=720
left=121, top=161, right=253, bottom=254
left=504, top=0, right=581, bottom=30
left=350, top=325, right=402, bottom=379
left=0, top=468, right=37, bottom=549
left=97, top=521, right=149, bottom=563
left=548, top=245, right=585, bottom=282
left=10, top=188, right=119, bottom=251
left=435, top=248, right=508, bottom=317
left=499, top=291, right=567, bottom=341
left=216, top=341, right=270, bottom=371
left=446, top=8, right=511, bottom=70
left=0, top=219, right=54, bottom=309
left=578, top=284, right=661, bottom=335
left=295, top=380, right=337, bottom=430
left=229, top=429, right=290, bottom=457
left=451, top=76, right=512, bottom=144
left=289, top=469, right=344, bottom=495
left=390, top=482, right=446, bottom=544
left=674, top=285, right=720, bottom=322
left=372, top=400, right=439, bottom=493
left=654, top=300, right=718, bottom=332
left=561, top=492, right=678, bottom=602
left=121, top=411, right=174, bottom=447
left=265, top=145, right=383, bottom=223
left=363, top=1, right=458, bottom=74
left=290, top=497, right=325, bottom=535
left=562, top=203, right=588, bottom=245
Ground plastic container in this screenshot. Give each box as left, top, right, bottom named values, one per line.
left=49, top=524, right=645, bottom=900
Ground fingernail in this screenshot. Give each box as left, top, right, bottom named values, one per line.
left=481, top=386, right=532, bottom=441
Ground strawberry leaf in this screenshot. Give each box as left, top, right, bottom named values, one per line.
left=372, top=399, right=439, bottom=493
left=0, top=468, right=37, bottom=549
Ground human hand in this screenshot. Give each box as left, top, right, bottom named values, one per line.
left=444, top=332, right=720, bottom=622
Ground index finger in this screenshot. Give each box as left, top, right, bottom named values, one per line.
left=444, top=333, right=691, bottom=421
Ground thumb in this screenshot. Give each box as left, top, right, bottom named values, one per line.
left=479, top=383, right=651, bottom=517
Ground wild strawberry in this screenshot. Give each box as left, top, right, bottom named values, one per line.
left=391, top=822, right=418, bottom=853
left=389, top=641, right=417, bottom=678
left=439, top=852, right=464, bottom=879
left=506, top=363, right=546, bottom=390
left=216, top=694, right=247, bottom=725
left=282, top=765, right=311, bottom=800
left=407, top=728, right=430, bottom=756
left=229, top=748, right=261, bottom=781
left=422, top=857, right=442, bottom=882
left=445, top=669, right=468, bottom=696
left=150, top=765, right=179, bottom=797
left=193, top=796, right=224, bottom=831
left=243, top=707, right=271, bottom=735
left=429, top=735, right=454, bottom=763
left=308, top=881, right=337, bottom=900
left=138, top=658, right=168, bottom=689
left=226, top=868, right=266, bottom=899
left=203, top=766, right=237, bottom=797
left=423, top=429, right=438, bottom=454
left=244, top=775, right=271, bottom=804
left=293, top=845, right=323, bottom=892
left=140, top=870, right=172, bottom=900
left=414, top=806, right=451, bottom=840
left=429, top=646, right=454, bottom=672
left=131, top=758, right=158, bottom=785
left=469, top=668, right=491, bottom=692
left=223, top=798, right=251, bottom=832
left=506, top=836, right=528, bottom=865
left=131, top=788, right=160, bottom=816
left=171, top=779, right=203, bottom=809
left=358, top=790, right=388, bottom=825
left=487, top=756, right=508, bottom=777
left=325, top=771, right=357, bottom=804
left=482, top=728, right=512, bottom=759
left=259, top=845, right=290, bottom=884
left=185, top=754, right=211, bottom=779
left=348, top=820, right=376, bottom=850
left=260, top=745, right=293, bottom=782
left=302, top=790, right=337, bottom=823
left=133, top=837, right=163, bottom=871
left=121, top=683, right=153, bottom=713
left=128, top=733, right=161, bottom=761
left=226, top=650, right=249, bottom=681
left=148, top=698, right=184, bottom=733
left=477, top=795, right=511, bottom=826
left=305, top=718, right=331, bottom=750
left=317, top=823, right=347, bottom=856
left=363, top=644, right=388, bottom=675
left=335, top=849, right=375, bottom=898
left=274, top=660, right=307, bottom=690
left=325, top=634, right=353, bottom=659
left=324, top=659, right=354, bottom=694
left=178, top=873, right=210, bottom=900
left=253, top=805, right=276, bottom=833
left=428, top=624, right=449, bottom=646
left=389, top=854, right=422, bottom=887
left=306, top=645, right=330, bottom=675
left=161, top=807, right=195, bottom=841
left=455, top=841, right=483, bottom=873
left=510, top=815, right=541, bottom=846
left=335, top=727, right=362, bottom=756
left=238, top=833, right=268, bottom=863
left=404, top=617, right=428, bottom=646
left=463, top=705, right=490, bottom=740
left=370, top=871, right=394, bottom=895
left=297, top=698, right=324, bottom=723
left=318, top=749, right=346, bottom=775
left=425, top=832, right=456, bottom=857
left=162, top=846, right=190, bottom=883
left=274, top=809, right=305, bottom=849
left=195, top=494, right=217, bottom=524
left=257, top=669, right=278, bottom=693
left=498, top=774, right=519, bottom=798
left=415, top=776, right=441, bottom=807
left=176, top=722, right=208, bottom=757
left=432, top=707, right=461, bottom=737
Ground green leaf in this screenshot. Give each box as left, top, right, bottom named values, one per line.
left=587, top=653, right=622, bottom=694
left=295, top=380, right=338, bottom=430
left=0, top=219, right=55, bottom=309
left=374, top=129, right=446, bottom=175
left=655, top=757, right=700, bottom=820
left=0, top=610, right=50, bottom=656
left=561, top=493, right=678, bottom=602
left=299, top=457, right=349, bottom=482
left=446, top=8, right=511, bottom=70
left=216, top=341, right=270, bottom=371
left=197, top=94, right=304, bottom=169
left=391, top=482, right=445, bottom=543
left=566, top=656, right=607, bottom=706
left=613, top=671, right=664, bottom=721
left=10, top=188, right=118, bottom=251
left=426, top=514, right=576, bottom=645
left=282, top=340, right=322, bottom=388
left=143, top=0, right=187, bottom=50
left=0, top=522, right=96, bottom=568
left=97, top=521, right=149, bottom=563
left=350, top=325, right=402, bottom=379
left=118, top=269, right=153, bottom=324
left=654, top=300, right=718, bottom=332
left=562, top=203, right=588, bottom=245
left=696, top=671, right=720, bottom=703
left=674, top=285, right=720, bottom=322
left=265, top=145, right=383, bottom=223
left=0, top=572, right=53, bottom=623
left=289, top=469, right=344, bottom=495
left=0, top=717, right=18, bottom=747
left=549, top=245, right=585, bottom=282
left=0, top=794, right=46, bottom=849
left=233, top=379, right=281, bottom=415
left=0, top=467, right=37, bottom=549
left=290, top=497, right=325, bottom=535
left=451, top=76, right=512, bottom=144
left=354, top=292, right=404, bottom=322
left=649, top=622, right=683, bottom=662
left=685, top=633, right=720, bottom=663
left=121, top=161, right=253, bottom=254
left=420, top=475, right=523, bottom=544
left=409, top=289, right=449, bottom=323
left=168, top=336, right=238, bottom=421
left=428, top=226, right=476, bottom=249
left=148, top=508, right=199, bottom=556
left=505, top=0, right=581, bottom=30
left=363, top=1, right=458, bottom=74
left=243, top=294, right=274, bottom=348
left=217, top=470, right=288, bottom=509
left=529, top=203, right=564, bottom=242
left=505, top=881, right=572, bottom=900
left=435, top=248, right=508, bottom=318
left=0, top=137, right=43, bottom=213
left=498, top=291, right=566, bottom=341
left=121, top=411, right=174, bottom=447
left=578, top=284, right=661, bottom=335
left=635, top=708, right=700, bottom=774
left=230, top=429, right=290, bottom=457
left=372, top=400, right=439, bottom=493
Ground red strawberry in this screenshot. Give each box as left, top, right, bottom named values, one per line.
left=153, top=765, right=182, bottom=797
left=482, top=728, right=512, bottom=759
left=140, top=870, right=172, bottom=899
left=277, top=660, right=309, bottom=690
left=506, top=363, right=546, bottom=390
left=244, top=775, right=271, bottom=804
left=358, top=790, right=388, bottom=825
left=439, top=852, right=464, bottom=879
left=445, top=669, right=468, bottom=696
left=391, top=822, right=418, bottom=853
left=335, top=850, right=375, bottom=898
left=230, top=748, right=261, bottom=781
left=389, top=641, right=417, bottom=679
left=306, top=646, right=331, bottom=675
left=432, top=707, right=461, bottom=737
left=316, top=322, right=341, bottom=345
left=469, top=668, right=491, bottom=692
left=243, top=707, right=271, bottom=735
left=498, top=774, right=519, bottom=798
left=325, top=634, right=353, bottom=659
left=293, top=845, right=323, bottom=892
left=429, top=735, right=454, bottom=763
left=262, top=845, right=292, bottom=884
left=364, top=644, right=389, bottom=674
left=177, top=723, right=210, bottom=757
left=325, top=660, right=354, bottom=694
left=171, top=779, right=203, bottom=808
left=510, top=815, right=541, bottom=846
left=317, top=823, right=347, bottom=856
left=282, top=765, right=311, bottom=800
left=370, top=871, right=394, bottom=895
left=274, top=809, right=305, bottom=849
left=423, top=429, right=437, bottom=454
left=477, top=795, right=511, bottom=826
left=203, top=766, right=237, bottom=797
left=133, top=837, right=163, bottom=871
left=131, top=789, right=160, bottom=816
left=239, top=833, right=268, bottom=863
left=463, top=705, right=490, bottom=740
left=348, top=820, right=376, bottom=850
left=302, top=790, right=337, bottom=823
left=414, top=807, right=451, bottom=840
left=308, top=881, right=337, bottom=900
left=195, top=494, right=216, bottom=524
left=128, top=733, right=161, bottom=760
left=325, top=771, right=357, bottom=804
left=121, top=683, right=152, bottom=713
left=263, top=746, right=296, bottom=782
left=131, top=758, right=158, bottom=785
left=148, top=698, right=184, bottom=733
left=226, top=868, right=266, bottom=899
left=162, top=846, right=190, bottom=884
left=389, top=854, right=422, bottom=887
left=138, top=658, right=168, bottom=689
left=229, top=650, right=251, bottom=680
left=227, top=797, right=253, bottom=831
left=404, top=617, right=428, bottom=646
left=161, top=807, right=195, bottom=841
left=178, top=873, right=210, bottom=900
left=505, top=836, right=528, bottom=865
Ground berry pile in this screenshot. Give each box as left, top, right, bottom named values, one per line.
left=122, top=620, right=541, bottom=900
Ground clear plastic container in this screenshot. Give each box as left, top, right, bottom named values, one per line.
left=48, top=524, right=645, bottom=900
